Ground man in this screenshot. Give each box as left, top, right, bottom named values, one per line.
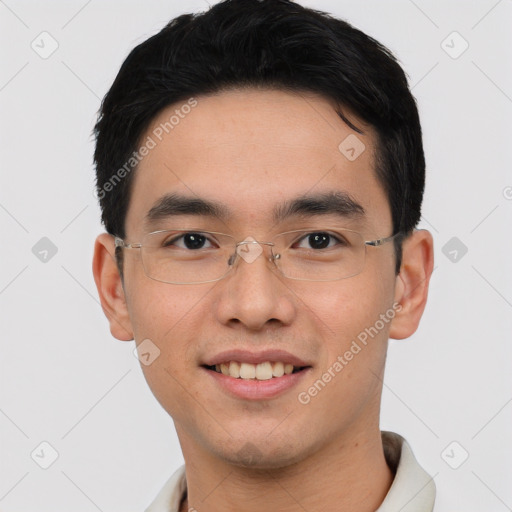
left=92, top=1, right=435, bottom=510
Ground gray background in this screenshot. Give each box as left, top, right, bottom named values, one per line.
left=1, top=0, right=511, bottom=510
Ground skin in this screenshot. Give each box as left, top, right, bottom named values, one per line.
left=93, top=88, right=434, bottom=512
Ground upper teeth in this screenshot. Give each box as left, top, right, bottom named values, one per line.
left=214, top=361, right=295, bottom=380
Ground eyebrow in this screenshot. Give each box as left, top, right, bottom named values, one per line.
left=273, top=191, right=365, bottom=223
left=144, top=191, right=365, bottom=228
left=144, top=193, right=230, bottom=228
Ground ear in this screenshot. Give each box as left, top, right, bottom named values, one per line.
left=92, top=233, right=134, bottom=341
left=389, top=229, right=434, bottom=340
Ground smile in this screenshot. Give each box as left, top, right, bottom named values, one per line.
left=204, top=361, right=308, bottom=380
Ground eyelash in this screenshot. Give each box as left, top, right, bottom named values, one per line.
left=162, top=232, right=215, bottom=249
left=162, top=231, right=348, bottom=250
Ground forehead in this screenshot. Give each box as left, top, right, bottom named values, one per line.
left=125, top=88, right=391, bottom=235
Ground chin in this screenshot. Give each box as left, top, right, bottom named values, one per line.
left=214, top=437, right=308, bottom=471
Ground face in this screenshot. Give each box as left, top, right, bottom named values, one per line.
left=112, top=89, right=402, bottom=468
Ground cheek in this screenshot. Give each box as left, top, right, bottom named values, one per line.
left=124, top=252, right=212, bottom=342
left=298, top=271, right=395, bottom=400
left=293, top=278, right=394, bottom=435
left=124, top=280, right=215, bottom=419
left=294, top=270, right=394, bottom=342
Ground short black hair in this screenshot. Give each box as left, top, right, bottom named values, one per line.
left=94, top=0, right=425, bottom=273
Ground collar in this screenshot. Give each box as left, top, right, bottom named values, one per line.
left=145, top=431, right=436, bottom=512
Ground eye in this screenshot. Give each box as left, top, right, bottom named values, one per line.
left=163, top=232, right=215, bottom=250
left=294, top=232, right=346, bottom=250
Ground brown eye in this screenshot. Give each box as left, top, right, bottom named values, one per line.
left=307, top=233, right=330, bottom=249
left=182, top=233, right=207, bottom=249
left=163, top=232, right=213, bottom=250
left=295, top=232, right=345, bottom=250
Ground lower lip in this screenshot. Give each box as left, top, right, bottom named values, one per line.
left=203, top=367, right=311, bottom=401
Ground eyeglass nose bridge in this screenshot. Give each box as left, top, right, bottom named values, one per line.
left=228, top=237, right=279, bottom=266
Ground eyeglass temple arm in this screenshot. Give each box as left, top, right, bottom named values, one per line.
left=365, top=232, right=402, bottom=247
left=114, top=237, right=142, bottom=249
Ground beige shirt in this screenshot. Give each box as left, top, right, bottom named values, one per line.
left=145, top=431, right=436, bottom=512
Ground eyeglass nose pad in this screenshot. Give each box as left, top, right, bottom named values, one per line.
left=228, top=249, right=278, bottom=268
left=232, top=237, right=265, bottom=265
left=228, top=238, right=279, bottom=268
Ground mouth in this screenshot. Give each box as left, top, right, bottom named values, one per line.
left=203, top=361, right=310, bottom=380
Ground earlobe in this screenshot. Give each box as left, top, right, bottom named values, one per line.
left=389, top=229, right=434, bottom=340
left=92, top=233, right=134, bottom=341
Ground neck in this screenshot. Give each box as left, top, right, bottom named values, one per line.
left=177, top=427, right=393, bottom=512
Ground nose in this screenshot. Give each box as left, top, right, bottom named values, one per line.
left=214, top=239, right=295, bottom=331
